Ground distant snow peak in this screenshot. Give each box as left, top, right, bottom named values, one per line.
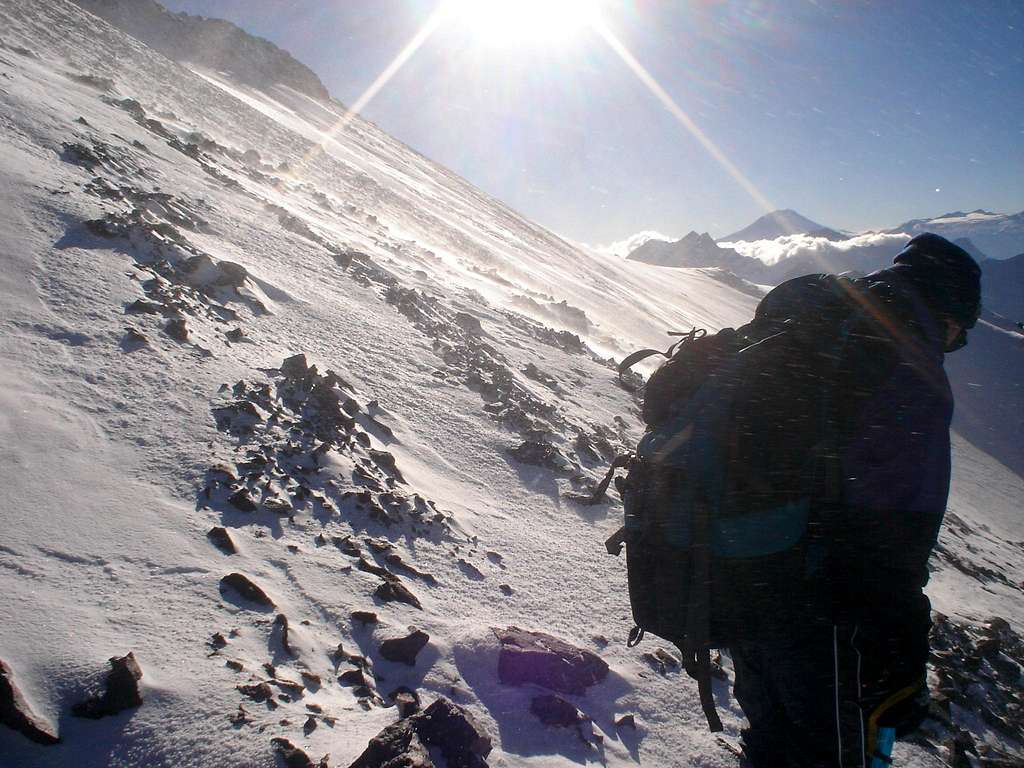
left=720, top=208, right=828, bottom=243
left=887, top=208, right=1024, bottom=259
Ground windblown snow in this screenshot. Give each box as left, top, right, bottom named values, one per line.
left=1, top=2, right=1021, bottom=767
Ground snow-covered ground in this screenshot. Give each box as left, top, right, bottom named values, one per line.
left=1, top=2, right=1021, bottom=767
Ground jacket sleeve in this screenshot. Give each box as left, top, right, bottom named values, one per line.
left=830, top=333, right=953, bottom=676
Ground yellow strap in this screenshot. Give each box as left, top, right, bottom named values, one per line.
left=865, top=677, right=924, bottom=752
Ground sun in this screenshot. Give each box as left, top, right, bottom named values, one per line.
left=442, top=0, right=604, bottom=47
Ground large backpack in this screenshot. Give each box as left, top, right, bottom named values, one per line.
left=601, top=273, right=867, bottom=731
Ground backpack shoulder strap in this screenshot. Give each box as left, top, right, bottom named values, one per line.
left=618, top=328, right=707, bottom=381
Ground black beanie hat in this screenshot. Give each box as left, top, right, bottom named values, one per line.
left=892, top=232, right=981, bottom=328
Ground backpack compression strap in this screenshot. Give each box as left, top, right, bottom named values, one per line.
left=617, top=328, right=707, bottom=381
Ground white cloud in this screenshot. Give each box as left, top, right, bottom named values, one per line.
left=721, top=232, right=910, bottom=266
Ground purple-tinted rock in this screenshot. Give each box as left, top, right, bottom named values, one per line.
left=494, top=627, right=608, bottom=694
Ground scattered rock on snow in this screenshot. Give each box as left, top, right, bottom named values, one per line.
left=228, top=488, right=258, bottom=512
left=274, top=614, right=296, bottom=657
left=494, top=627, right=608, bottom=695
left=379, top=628, right=430, bottom=666
left=351, top=611, right=378, bottom=626
left=389, top=686, right=421, bottom=718
left=271, top=736, right=319, bottom=768
left=164, top=316, right=189, bottom=342
left=615, top=714, right=636, bottom=730
left=454, top=312, right=483, bottom=336
left=530, top=694, right=584, bottom=728
left=0, top=659, right=60, bottom=745
left=207, top=526, right=237, bottom=554
left=349, top=696, right=491, bottom=768
left=374, top=574, right=422, bottom=610
left=72, top=652, right=143, bottom=719
left=238, top=681, right=275, bottom=704
left=220, top=573, right=275, bottom=608
left=507, top=440, right=572, bottom=474
left=122, top=327, right=149, bottom=347
left=281, top=353, right=310, bottom=379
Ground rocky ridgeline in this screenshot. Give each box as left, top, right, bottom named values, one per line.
left=376, top=282, right=630, bottom=497
left=922, top=614, right=1024, bottom=766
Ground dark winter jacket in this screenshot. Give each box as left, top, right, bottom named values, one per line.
left=828, top=267, right=953, bottom=673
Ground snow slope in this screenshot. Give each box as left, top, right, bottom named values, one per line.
left=0, top=3, right=1021, bottom=767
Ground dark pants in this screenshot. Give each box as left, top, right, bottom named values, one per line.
left=731, top=622, right=908, bottom=768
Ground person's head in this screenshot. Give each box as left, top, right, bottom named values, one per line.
left=891, top=233, right=981, bottom=352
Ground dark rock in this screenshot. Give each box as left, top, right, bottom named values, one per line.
left=454, top=312, right=483, bottom=336
left=615, top=714, right=636, bottom=729
left=338, top=669, right=370, bottom=688
left=368, top=450, right=405, bottom=483
left=216, top=260, right=249, bottom=287
left=72, top=652, right=143, bottom=719
left=225, top=660, right=244, bottom=672
left=349, top=696, right=491, bottom=768
left=164, top=317, right=189, bottom=342
left=125, top=299, right=162, bottom=315
left=351, top=611, right=378, bottom=626
left=375, top=575, right=422, bottom=610
left=281, top=353, right=310, bottom=379
left=274, top=614, right=296, bottom=657
left=410, top=697, right=492, bottom=767
left=122, top=327, right=148, bottom=346
left=0, top=659, right=60, bottom=744
left=494, top=627, right=608, bottom=694
left=304, top=715, right=318, bottom=735
left=358, top=557, right=389, bottom=577
left=389, top=687, right=421, bottom=718
left=379, top=629, right=430, bottom=666
left=225, top=328, right=246, bottom=342
left=499, top=584, right=513, bottom=596
left=333, top=536, right=361, bottom=557
left=530, top=694, right=582, bottom=727
left=238, top=682, right=274, bottom=703
left=209, top=632, right=228, bottom=650
left=207, top=526, right=237, bottom=554
left=507, top=440, right=570, bottom=474
left=349, top=726, right=434, bottom=768
left=220, top=573, right=275, bottom=608
left=228, top=488, right=258, bottom=512
left=272, top=736, right=315, bottom=768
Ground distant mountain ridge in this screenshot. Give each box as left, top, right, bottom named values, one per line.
left=71, top=0, right=331, bottom=101
left=885, top=209, right=1024, bottom=259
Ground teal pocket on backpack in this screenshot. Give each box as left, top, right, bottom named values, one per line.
left=711, top=500, right=810, bottom=558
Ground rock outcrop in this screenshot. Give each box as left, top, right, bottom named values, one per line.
left=0, top=659, right=60, bottom=745
left=72, top=652, right=144, bottom=719
left=349, top=697, right=491, bottom=768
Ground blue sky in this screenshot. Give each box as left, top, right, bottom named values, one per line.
left=159, top=1, right=1024, bottom=244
